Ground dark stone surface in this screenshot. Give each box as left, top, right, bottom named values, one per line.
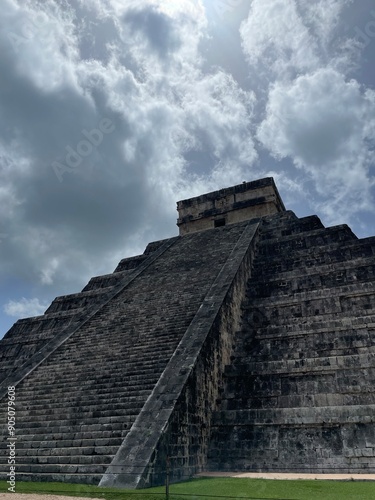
left=0, top=183, right=374, bottom=487
left=99, top=221, right=259, bottom=488
left=0, top=220, right=258, bottom=486
left=207, top=211, right=375, bottom=474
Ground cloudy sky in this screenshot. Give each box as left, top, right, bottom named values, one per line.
left=1, top=0, right=375, bottom=336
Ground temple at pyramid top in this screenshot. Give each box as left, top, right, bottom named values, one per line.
left=176, top=177, right=286, bottom=235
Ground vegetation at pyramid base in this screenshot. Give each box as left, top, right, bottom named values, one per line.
left=1, top=477, right=375, bottom=500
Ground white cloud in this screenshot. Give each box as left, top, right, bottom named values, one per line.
left=240, top=0, right=354, bottom=80
left=0, top=0, right=257, bottom=295
left=4, top=298, right=48, bottom=318
left=258, top=69, right=373, bottom=165
left=240, top=0, right=320, bottom=79
left=257, top=68, right=375, bottom=223
left=0, top=0, right=374, bottom=336
left=3, top=0, right=79, bottom=91
left=239, top=0, right=374, bottom=226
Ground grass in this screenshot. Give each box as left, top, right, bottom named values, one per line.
left=1, top=477, right=375, bottom=500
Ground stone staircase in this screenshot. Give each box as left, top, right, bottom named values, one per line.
left=207, top=212, right=375, bottom=473
left=0, top=222, right=250, bottom=484
left=0, top=241, right=168, bottom=384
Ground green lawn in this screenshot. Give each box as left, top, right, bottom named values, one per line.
left=1, top=477, right=375, bottom=500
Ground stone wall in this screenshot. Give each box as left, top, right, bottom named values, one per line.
left=208, top=211, right=375, bottom=473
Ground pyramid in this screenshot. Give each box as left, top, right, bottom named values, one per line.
left=0, top=177, right=374, bottom=489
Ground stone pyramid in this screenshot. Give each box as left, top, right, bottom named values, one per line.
left=0, top=177, right=374, bottom=489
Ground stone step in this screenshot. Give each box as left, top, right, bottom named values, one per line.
left=45, top=343, right=177, bottom=360
left=49, top=343, right=181, bottom=359
left=0, top=460, right=116, bottom=477
left=205, top=459, right=375, bottom=472
left=0, top=427, right=127, bottom=441
left=208, top=410, right=375, bottom=472
left=5, top=446, right=122, bottom=459
left=0, top=311, right=83, bottom=384
left=9, top=404, right=145, bottom=421
left=0, top=464, right=108, bottom=476
left=223, top=367, right=373, bottom=392
left=46, top=324, right=188, bottom=344
left=241, top=308, right=375, bottom=331
left=6, top=396, right=145, bottom=420
left=40, top=336, right=177, bottom=349
left=13, top=391, right=152, bottom=412
left=13, top=390, right=152, bottom=407
left=244, top=281, right=375, bottom=309
left=253, top=236, right=375, bottom=272
left=1, top=415, right=141, bottom=434
left=0, top=473, right=102, bottom=485
left=251, top=317, right=375, bottom=338
left=0, top=434, right=125, bottom=449
left=0, top=457, right=113, bottom=470
left=16, top=373, right=159, bottom=396
left=2, top=314, right=76, bottom=339
left=19, top=376, right=161, bottom=394
left=2, top=454, right=113, bottom=465
left=31, top=353, right=172, bottom=369
left=224, top=367, right=375, bottom=391
left=231, top=330, right=375, bottom=363
left=0, top=329, right=67, bottom=347
left=15, top=376, right=158, bottom=395
left=81, top=270, right=133, bottom=292
left=257, top=225, right=357, bottom=255
left=114, top=254, right=148, bottom=272
left=256, top=211, right=301, bottom=233
left=45, top=289, right=114, bottom=315
left=211, top=404, right=375, bottom=426
left=36, top=344, right=172, bottom=358
left=224, top=352, right=375, bottom=377
left=246, top=264, right=375, bottom=300
left=20, top=356, right=169, bottom=374
left=259, top=215, right=324, bottom=240
left=207, top=443, right=375, bottom=460
left=0, top=472, right=103, bottom=485
left=0, top=415, right=138, bottom=436
left=219, top=389, right=375, bottom=411
left=13, top=385, right=154, bottom=404
left=206, top=458, right=375, bottom=474
left=0, top=421, right=128, bottom=438
left=143, top=239, right=167, bottom=255
left=248, top=255, right=375, bottom=288
left=232, top=344, right=375, bottom=368
left=1, top=414, right=136, bottom=434
left=23, top=368, right=164, bottom=388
